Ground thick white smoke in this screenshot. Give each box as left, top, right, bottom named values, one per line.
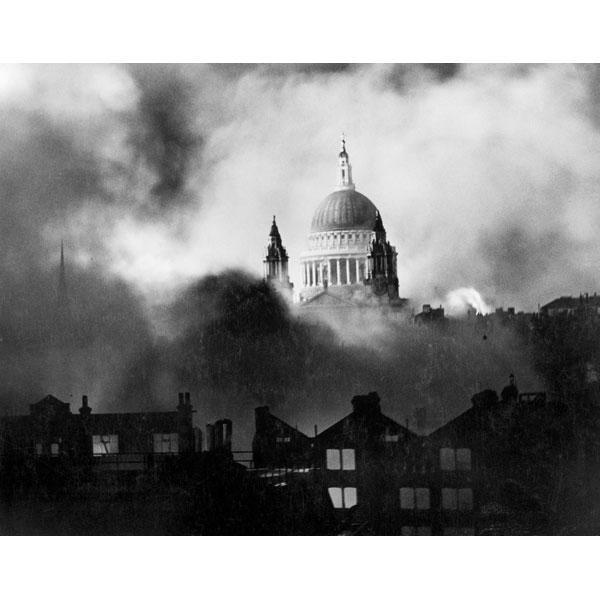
left=3, top=64, right=600, bottom=318
left=445, top=287, right=494, bottom=316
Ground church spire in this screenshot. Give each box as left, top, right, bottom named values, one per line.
left=336, top=133, right=355, bottom=191
left=58, top=240, right=67, bottom=304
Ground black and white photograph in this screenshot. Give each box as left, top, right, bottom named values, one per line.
left=1, top=24, right=600, bottom=600
left=3, top=60, right=600, bottom=539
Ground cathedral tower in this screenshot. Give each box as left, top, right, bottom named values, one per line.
left=263, top=216, right=294, bottom=302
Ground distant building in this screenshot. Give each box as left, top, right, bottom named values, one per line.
left=414, top=304, right=447, bottom=326
left=540, top=293, right=600, bottom=317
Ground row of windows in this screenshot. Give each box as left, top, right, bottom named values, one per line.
left=327, top=487, right=474, bottom=511
left=93, top=434, right=180, bottom=456
left=35, top=434, right=180, bottom=457
left=326, top=448, right=472, bottom=471
left=440, top=448, right=471, bottom=471
left=310, top=232, right=370, bottom=246
left=400, top=487, right=473, bottom=510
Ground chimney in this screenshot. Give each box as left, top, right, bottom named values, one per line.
left=255, top=406, right=270, bottom=434
left=206, top=423, right=215, bottom=451
left=215, top=420, right=224, bottom=448
left=178, top=392, right=184, bottom=408
left=185, top=392, right=191, bottom=406
left=223, top=419, right=233, bottom=451
left=351, top=392, right=381, bottom=416
left=79, top=394, right=92, bottom=416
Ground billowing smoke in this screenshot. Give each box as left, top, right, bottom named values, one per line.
left=445, top=287, right=494, bottom=316
left=0, top=64, right=595, bottom=443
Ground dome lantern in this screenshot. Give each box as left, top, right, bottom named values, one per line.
left=336, top=132, right=355, bottom=191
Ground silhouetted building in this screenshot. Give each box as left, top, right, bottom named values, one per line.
left=0, top=392, right=203, bottom=494
left=414, top=304, right=447, bottom=325
left=540, top=293, right=600, bottom=317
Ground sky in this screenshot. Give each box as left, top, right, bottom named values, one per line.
left=3, top=63, right=600, bottom=320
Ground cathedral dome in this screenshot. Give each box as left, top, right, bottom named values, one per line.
left=310, top=189, right=378, bottom=233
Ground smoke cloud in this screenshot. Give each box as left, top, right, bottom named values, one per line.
left=0, top=64, right=596, bottom=443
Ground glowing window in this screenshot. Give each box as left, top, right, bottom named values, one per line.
left=328, top=487, right=357, bottom=509
left=328, top=487, right=343, bottom=508
left=50, top=443, right=59, bottom=456
left=344, top=487, right=357, bottom=508
left=92, top=434, right=119, bottom=456
left=440, top=448, right=456, bottom=471
left=35, top=443, right=43, bottom=456
left=442, top=488, right=458, bottom=510
left=458, top=488, right=473, bottom=510
left=153, top=433, right=179, bottom=454
left=326, top=449, right=341, bottom=470
left=342, top=448, right=355, bottom=470
left=456, top=448, right=472, bottom=471
left=276, top=436, right=291, bottom=443
left=327, top=448, right=355, bottom=470
left=385, top=434, right=399, bottom=442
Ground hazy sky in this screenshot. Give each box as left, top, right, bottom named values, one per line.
left=2, top=63, right=600, bottom=315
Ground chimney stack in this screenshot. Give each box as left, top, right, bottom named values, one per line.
left=79, top=394, right=92, bottom=416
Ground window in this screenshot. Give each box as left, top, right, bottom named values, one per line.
left=50, top=443, right=59, bottom=456
left=276, top=436, right=291, bottom=443
left=326, top=449, right=341, bottom=470
left=153, top=433, right=179, bottom=454
left=400, top=487, right=430, bottom=510
left=401, top=526, right=432, bottom=536
left=456, top=448, right=472, bottom=471
left=385, top=434, right=399, bottom=442
left=440, top=448, right=456, bottom=471
left=442, top=488, right=457, bottom=510
left=328, top=487, right=358, bottom=509
left=442, top=488, right=473, bottom=511
left=92, top=434, right=119, bottom=456
left=342, top=449, right=355, bottom=470
left=35, top=443, right=43, bottom=456
left=326, top=448, right=355, bottom=470
left=400, top=487, right=415, bottom=509
left=458, top=488, right=473, bottom=510
left=440, top=447, right=472, bottom=471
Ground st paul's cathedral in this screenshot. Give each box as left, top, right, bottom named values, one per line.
left=263, top=136, right=404, bottom=311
